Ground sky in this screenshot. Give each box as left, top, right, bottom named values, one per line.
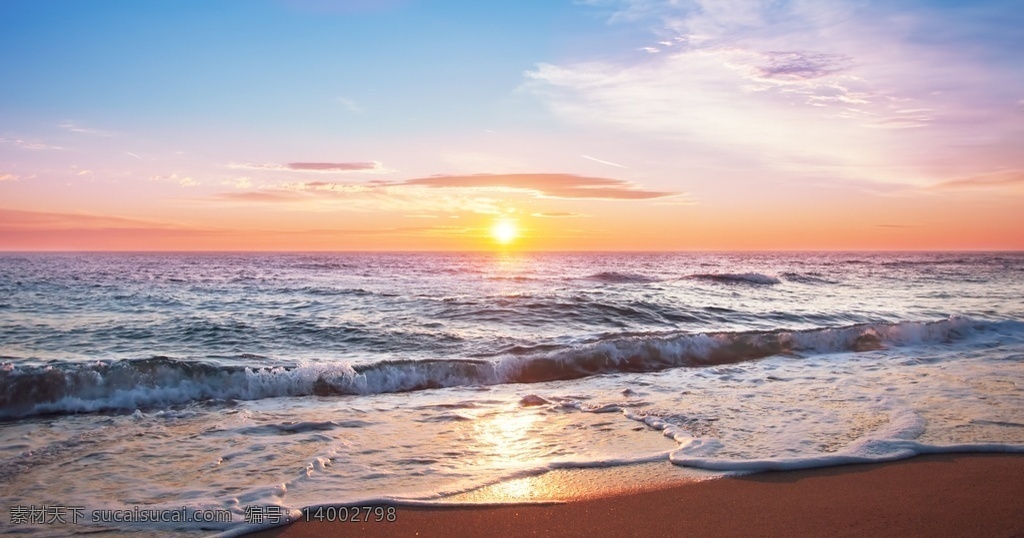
left=1, top=0, right=1022, bottom=251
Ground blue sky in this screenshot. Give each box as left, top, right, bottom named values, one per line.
left=1, top=0, right=1022, bottom=250
left=3, top=2, right=598, bottom=134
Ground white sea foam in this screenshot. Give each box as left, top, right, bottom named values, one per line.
left=671, top=440, right=1024, bottom=472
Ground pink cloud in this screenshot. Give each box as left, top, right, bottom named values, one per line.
left=0, top=209, right=191, bottom=231
left=208, top=173, right=676, bottom=205
left=149, top=173, right=200, bottom=187
left=401, top=173, right=675, bottom=200
left=532, top=212, right=585, bottom=218
left=215, top=191, right=306, bottom=202
left=227, top=162, right=384, bottom=172
left=525, top=1, right=1024, bottom=188
left=0, top=209, right=464, bottom=250
left=933, top=170, right=1024, bottom=190
left=287, top=162, right=381, bottom=172
left=0, top=137, right=63, bottom=150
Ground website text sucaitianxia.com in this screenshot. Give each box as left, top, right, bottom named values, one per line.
left=9, top=505, right=233, bottom=525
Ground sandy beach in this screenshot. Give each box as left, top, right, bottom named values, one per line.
left=246, top=454, right=1024, bottom=538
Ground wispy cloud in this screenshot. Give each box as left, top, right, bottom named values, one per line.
left=209, top=181, right=504, bottom=215
left=932, top=170, right=1024, bottom=191
left=582, top=155, right=628, bottom=168
left=402, top=173, right=674, bottom=200
left=204, top=172, right=675, bottom=217
left=0, top=137, right=63, bottom=150
left=59, top=122, right=112, bottom=137
left=525, top=47, right=897, bottom=182
left=215, top=191, right=305, bottom=202
left=0, top=173, right=20, bottom=182
left=0, top=207, right=478, bottom=250
left=288, top=162, right=381, bottom=172
left=285, top=226, right=455, bottom=236
left=125, top=151, right=142, bottom=160
left=0, top=208, right=446, bottom=236
left=0, top=208, right=193, bottom=231
left=526, top=0, right=1024, bottom=187
left=220, top=176, right=254, bottom=189
left=280, top=180, right=377, bottom=194
left=227, top=161, right=385, bottom=173
left=69, top=165, right=92, bottom=177
left=149, top=173, right=200, bottom=187
left=532, top=212, right=585, bottom=218
left=227, top=163, right=288, bottom=171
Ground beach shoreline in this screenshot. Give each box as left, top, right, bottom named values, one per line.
left=243, top=453, right=1024, bottom=538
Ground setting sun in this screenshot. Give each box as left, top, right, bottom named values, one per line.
left=491, top=219, right=519, bottom=245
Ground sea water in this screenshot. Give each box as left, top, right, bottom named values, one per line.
left=1, top=252, right=1022, bottom=535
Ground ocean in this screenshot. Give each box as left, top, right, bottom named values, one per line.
left=1, top=252, right=1023, bottom=536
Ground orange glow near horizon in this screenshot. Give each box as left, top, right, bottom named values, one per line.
left=1, top=151, right=1023, bottom=252
left=0, top=197, right=1023, bottom=251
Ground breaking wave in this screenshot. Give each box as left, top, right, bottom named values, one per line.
left=0, top=317, right=1000, bottom=418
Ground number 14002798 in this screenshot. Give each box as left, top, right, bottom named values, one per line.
left=303, top=505, right=397, bottom=523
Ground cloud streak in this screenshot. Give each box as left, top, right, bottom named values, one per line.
left=288, top=162, right=381, bottom=172
left=0, top=137, right=63, bottom=150
left=228, top=161, right=385, bottom=173
left=0, top=208, right=468, bottom=250
left=0, top=208, right=193, bottom=232
left=0, top=208, right=462, bottom=237
left=215, top=191, right=305, bottom=202
left=209, top=173, right=676, bottom=209
left=402, top=173, right=674, bottom=200
left=932, top=170, right=1024, bottom=191
left=59, top=122, right=113, bottom=137
left=532, top=212, right=585, bottom=218
left=582, top=155, right=628, bottom=168
left=149, top=173, right=200, bottom=187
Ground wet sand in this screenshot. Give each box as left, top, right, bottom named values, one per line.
left=245, top=453, right=1024, bottom=538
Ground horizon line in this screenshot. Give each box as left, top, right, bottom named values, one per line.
left=1, top=249, right=1021, bottom=254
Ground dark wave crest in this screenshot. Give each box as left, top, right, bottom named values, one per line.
left=0, top=317, right=994, bottom=419
left=586, top=272, right=661, bottom=284
left=686, top=273, right=781, bottom=285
